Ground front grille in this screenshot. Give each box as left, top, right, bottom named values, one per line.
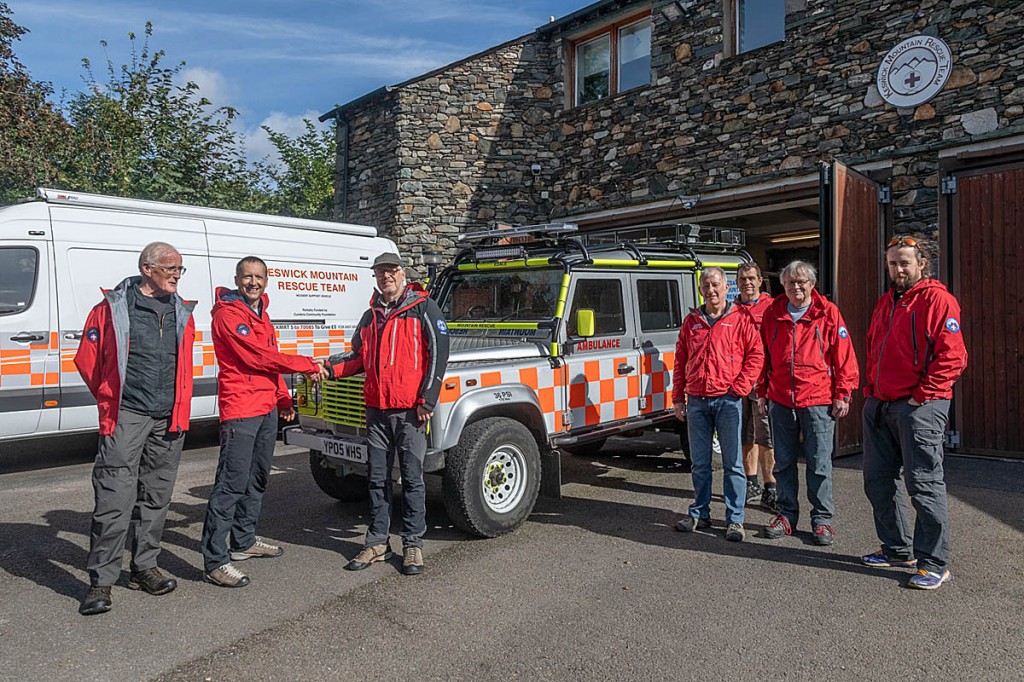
left=320, top=376, right=367, bottom=429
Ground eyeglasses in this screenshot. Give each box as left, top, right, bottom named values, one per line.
left=783, top=279, right=812, bottom=288
left=373, top=268, right=400, bottom=279
left=149, top=263, right=187, bottom=275
left=887, top=236, right=920, bottom=249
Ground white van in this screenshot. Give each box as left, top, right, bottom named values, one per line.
left=0, top=188, right=396, bottom=441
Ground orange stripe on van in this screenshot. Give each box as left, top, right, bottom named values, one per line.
left=518, top=367, right=538, bottom=389
left=296, top=330, right=315, bottom=339
left=480, top=371, right=502, bottom=387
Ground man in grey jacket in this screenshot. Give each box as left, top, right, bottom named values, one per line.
left=74, top=242, right=197, bottom=616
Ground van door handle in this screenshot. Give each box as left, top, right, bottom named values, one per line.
left=11, top=332, right=46, bottom=343
left=617, top=363, right=635, bottom=375
left=64, top=331, right=84, bottom=340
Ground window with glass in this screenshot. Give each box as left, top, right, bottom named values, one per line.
left=729, top=0, right=785, bottom=55
left=573, top=15, right=651, bottom=106
left=439, top=268, right=562, bottom=322
left=567, top=279, right=625, bottom=336
left=0, top=247, right=38, bottom=315
left=637, top=279, right=682, bottom=332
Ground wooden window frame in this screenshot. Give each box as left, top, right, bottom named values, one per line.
left=567, top=10, right=652, bottom=108
left=723, top=0, right=787, bottom=58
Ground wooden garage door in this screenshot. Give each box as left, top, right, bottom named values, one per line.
left=820, top=161, right=884, bottom=456
left=953, top=165, right=1024, bottom=458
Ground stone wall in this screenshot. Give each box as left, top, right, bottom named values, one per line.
left=332, top=0, right=1024, bottom=258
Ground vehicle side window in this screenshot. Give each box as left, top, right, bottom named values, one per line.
left=0, top=247, right=38, bottom=316
left=568, top=279, right=625, bottom=336
left=637, top=278, right=681, bottom=331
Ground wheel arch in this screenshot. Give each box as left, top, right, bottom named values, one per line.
left=435, top=384, right=548, bottom=452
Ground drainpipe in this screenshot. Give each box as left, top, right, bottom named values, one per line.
left=338, top=116, right=350, bottom=221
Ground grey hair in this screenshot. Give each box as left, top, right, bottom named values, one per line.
left=780, top=260, right=817, bottom=284
left=138, top=242, right=179, bottom=270
left=700, top=266, right=727, bottom=284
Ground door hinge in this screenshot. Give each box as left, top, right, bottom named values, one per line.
left=562, top=411, right=573, bottom=427
left=639, top=396, right=648, bottom=410
left=941, top=176, right=957, bottom=195
left=944, top=430, right=961, bottom=448
left=878, top=186, right=891, bottom=204
left=821, top=165, right=832, bottom=186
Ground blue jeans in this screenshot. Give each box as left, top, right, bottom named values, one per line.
left=862, top=397, right=951, bottom=573
left=201, top=409, right=278, bottom=572
left=686, top=394, right=745, bottom=525
left=365, top=407, right=427, bottom=549
left=768, top=402, right=836, bottom=528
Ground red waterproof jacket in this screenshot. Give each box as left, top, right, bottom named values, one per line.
left=672, top=302, right=764, bottom=403
left=74, top=276, right=197, bottom=435
left=326, top=286, right=450, bottom=411
left=735, top=293, right=772, bottom=330
left=212, top=287, right=318, bottom=421
left=864, top=278, right=968, bottom=403
left=756, top=290, right=860, bottom=408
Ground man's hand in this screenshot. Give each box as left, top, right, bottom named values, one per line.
left=757, top=397, right=768, bottom=417
left=416, top=406, right=433, bottom=423
left=673, top=401, right=686, bottom=422
left=280, top=407, right=297, bottom=422
left=309, top=359, right=330, bottom=382
left=831, top=398, right=850, bottom=419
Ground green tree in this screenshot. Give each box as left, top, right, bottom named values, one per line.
left=0, top=3, right=74, bottom=204
left=64, top=23, right=259, bottom=209
left=254, top=119, right=335, bottom=220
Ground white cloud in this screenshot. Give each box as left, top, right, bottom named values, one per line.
left=243, top=110, right=327, bottom=165
left=177, top=66, right=237, bottom=109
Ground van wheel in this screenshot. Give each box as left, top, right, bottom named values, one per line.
left=309, top=450, right=367, bottom=502
left=561, top=438, right=607, bottom=456
left=442, top=417, right=541, bottom=538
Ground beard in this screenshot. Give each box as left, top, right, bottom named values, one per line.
left=889, top=274, right=919, bottom=293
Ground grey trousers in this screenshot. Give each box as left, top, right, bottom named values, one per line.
left=862, top=396, right=951, bottom=573
left=365, top=407, right=427, bottom=549
left=87, top=409, right=184, bottom=587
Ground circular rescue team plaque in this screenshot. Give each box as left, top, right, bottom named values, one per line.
left=876, top=35, right=953, bottom=107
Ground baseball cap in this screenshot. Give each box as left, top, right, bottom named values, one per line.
left=372, top=252, right=404, bottom=269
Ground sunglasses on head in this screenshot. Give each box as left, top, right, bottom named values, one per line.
left=887, top=235, right=920, bottom=249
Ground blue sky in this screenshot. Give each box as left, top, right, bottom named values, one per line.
left=7, top=0, right=591, bottom=160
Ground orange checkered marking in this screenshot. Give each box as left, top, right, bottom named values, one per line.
left=518, top=367, right=538, bottom=388
left=480, top=371, right=502, bottom=387
left=439, top=377, right=461, bottom=404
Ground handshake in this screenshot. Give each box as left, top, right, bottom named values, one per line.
left=306, top=359, right=331, bottom=382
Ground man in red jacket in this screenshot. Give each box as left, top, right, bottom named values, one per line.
left=735, top=261, right=777, bottom=510
left=861, top=236, right=967, bottom=590
left=757, top=261, right=859, bottom=546
left=75, top=242, right=196, bottom=616
left=200, top=256, right=325, bottom=588
left=672, top=267, right=764, bottom=542
left=324, top=252, right=449, bottom=575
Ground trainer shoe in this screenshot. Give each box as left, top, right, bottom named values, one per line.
left=745, top=480, right=764, bottom=507
left=725, top=523, right=745, bottom=542
left=812, top=524, right=835, bottom=546
left=761, top=486, right=779, bottom=512
left=860, top=549, right=917, bottom=569
left=402, top=546, right=424, bottom=576
left=764, top=514, right=792, bottom=539
left=344, top=544, right=394, bottom=571
left=908, top=569, right=952, bottom=590
left=79, top=585, right=112, bottom=616
left=204, top=562, right=250, bottom=588
left=231, top=537, right=284, bottom=561
left=127, top=567, right=177, bottom=595
left=675, top=516, right=712, bottom=532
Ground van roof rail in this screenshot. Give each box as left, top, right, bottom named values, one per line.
left=580, top=223, right=746, bottom=249
left=34, top=188, right=379, bottom=238
left=458, top=222, right=578, bottom=244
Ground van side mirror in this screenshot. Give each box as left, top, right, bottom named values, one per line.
left=575, top=309, right=595, bottom=338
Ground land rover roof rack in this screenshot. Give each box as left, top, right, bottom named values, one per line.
left=580, top=223, right=746, bottom=249
left=458, top=222, right=578, bottom=244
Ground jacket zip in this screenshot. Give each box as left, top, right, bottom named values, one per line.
left=911, top=311, right=919, bottom=365
left=789, top=322, right=798, bottom=405
left=413, top=316, right=420, bottom=371
left=874, top=299, right=899, bottom=388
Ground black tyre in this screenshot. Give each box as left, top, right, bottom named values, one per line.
left=309, top=450, right=368, bottom=502
left=442, top=417, right=541, bottom=538
left=561, top=437, right=607, bottom=456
